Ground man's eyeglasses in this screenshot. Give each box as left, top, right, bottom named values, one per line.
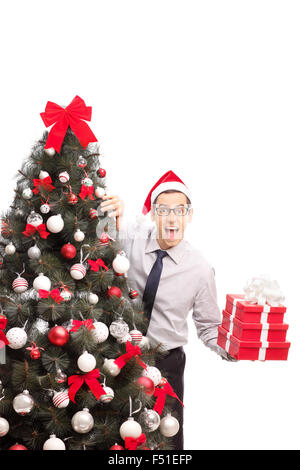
left=153, top=205, right=192, bottom=216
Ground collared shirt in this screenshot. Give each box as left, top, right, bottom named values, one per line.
left=118, top=217, right=228, bottom=358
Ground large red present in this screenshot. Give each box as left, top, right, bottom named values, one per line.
left=217, top=325, right=290, bottom=361
left=221, top=309, right=289, bottom=342
left=225, top=294, right=286, bottom=324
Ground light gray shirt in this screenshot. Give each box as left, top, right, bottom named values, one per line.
left=118, top=217, right=228, bottom=358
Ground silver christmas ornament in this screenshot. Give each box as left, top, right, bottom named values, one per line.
left=138, top=408, right=160, bottom=432
left=71, top=408, right=94, bottom=434
left=27, top=211, right=43, bottom=227
left=109, top=319, right=129, bottom=339
left=13, top=390, right=34, bottom=415
left=40, top=203, right=50, bottom=214
left=55, top=369, right=67, bottom=384
left=27, top=244, right=41, bottom=259
left=0, top=417, right=9, bottom=437
left=22, top=188, right=33, bottom=200
left=159, top=413, right=179, bottom=437
left=77, top=156, right=87, bottom=168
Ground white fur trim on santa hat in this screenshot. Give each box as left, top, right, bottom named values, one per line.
left=150, top=181, right=192, bottom=204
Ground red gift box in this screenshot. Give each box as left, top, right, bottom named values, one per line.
left=226, top=294, right=286, bottom=324
left=217, top=325, right=290, bottom=360
left=221, top=309, right=289, bottom=342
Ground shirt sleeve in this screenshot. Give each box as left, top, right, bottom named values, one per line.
left=192, top=267, right=229, bottom=359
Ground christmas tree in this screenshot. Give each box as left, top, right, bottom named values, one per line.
left=0, top=96, right=181, bottom=450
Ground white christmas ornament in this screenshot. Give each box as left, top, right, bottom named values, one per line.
left=109, top=319, right=129, bottom=339
left=91, top=322, right=109, bottom=343
left=33, top=273, right=51, bottom=292
left=117, top=333, right=132, bottom=344
left=44, top=147, right=56, bottom=156
left=27, top=244, right=41, bottom=259
left=95, top=187, right=106, bottom=198
left=139, top=336, right=150, bottom=350
left=74, top=229, right=85, bottom=242
left=70, top=263, right=86, bottom=280
left=0, top=417, right=9, bottom=437
left=58, top=171, right=70, bottom=183
left=88, top=293, right=99, bottom=305
left=46, top=214, right=64, bottom=233
left=39, top=170, right=50, bottom=180
left=81, top=177, right=93, bottom=187
left=6, top=327, right=27, bottom=349
left=43, top=434, right=66, bottom=450
left=12, top=275, right=28, bottom=293
left=40, top=203, right=51, bottom=214
left=129, top=329, right=143, bottom=343
left=103, top=358, right=121, bottom=377
left=112, top=252, right=130, bottom=274
left=13, top=390, right=34, bottom=415
left=99, top=386, right=114, bottom=403
left=120, top=417, right=142, bottom=440
left=22, top=188, right=33, bottom=199
left=71, top=408, right=94, bottom=434
left=53, top=390, right=69, bottom=408
left=142, top=366, right=162, bottom=386
left=5, top=243, right=16, bottom=255
left=77, top=351, right=96, bottom=373
left=159, top=413, right=179, bottom=437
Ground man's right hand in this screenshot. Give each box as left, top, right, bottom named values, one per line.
left=100, top=194, right=124, bottom=232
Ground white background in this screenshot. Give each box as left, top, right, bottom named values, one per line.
left=0, top=1, right=299, bottom=450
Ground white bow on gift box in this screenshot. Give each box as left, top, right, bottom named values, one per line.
left=243, top=275, right=285, bottom=307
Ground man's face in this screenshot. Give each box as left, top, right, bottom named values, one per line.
left=151, top=191, right=193, bottom=250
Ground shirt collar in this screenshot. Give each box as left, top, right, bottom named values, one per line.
left=145, top=226, right=187, bottom=264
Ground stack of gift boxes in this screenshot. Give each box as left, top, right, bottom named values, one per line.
left=217, top=294, right=290, bottom=360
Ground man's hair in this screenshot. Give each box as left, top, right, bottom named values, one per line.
left=153, top=189, right=191, bottom=205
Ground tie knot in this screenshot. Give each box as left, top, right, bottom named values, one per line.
left=156, top=249, right=168, bottom=260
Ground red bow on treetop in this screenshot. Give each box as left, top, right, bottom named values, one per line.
left=88, top=258, right=109, bottom=272
left=70, top=319, right=95, bottom=332
left=114, top=341, right=147, bottom=370
left=32, top=176, right=55, bottom=195
left=153, top=381, right=184, bottom=416
left=125, top=433, right=146, bottom=450
left=39, top=288, right=64, bottom=303
left=40, top=95, right=98, bottom=153
left=68, top=368, right=106, bottom=403
left=22, top=223, right=50, bottom=239
left=0, top=316, right=9, bottom=347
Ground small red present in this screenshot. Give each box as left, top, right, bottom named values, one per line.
left=217, top=325, right=290, bottom=361
left=221, top=309, right=289, bottom=342
left=225, top=294, right=286, bottom=324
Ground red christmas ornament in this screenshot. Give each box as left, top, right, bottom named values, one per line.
left=60, top=243, right=77, bottom=259
left=129, top=289, right=139, bottom=299
left=26, top=342, right=44, bottom=360
left=48, top=326, right=69, bottom=346
left=109, top=444, right=124, bottom=450
left=99, top=232, right=110, bottom=246
left=135, top=376, right=155, bottom=396
left=9, top=443, right=28, bottom=450
left=68, top=193, right=78, bottom=205
left=107, top=286, right=122, bottom=299
left=97, top=168, right=106, bottom=178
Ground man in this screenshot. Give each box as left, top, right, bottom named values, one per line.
left=100, top=170, right=233, bottom=450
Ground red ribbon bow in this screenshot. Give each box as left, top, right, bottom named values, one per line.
left=32, top=176, right=55, bottom=195
left=68, top=368, right=106, bottom=403
left=79, top=184, right=95, bottom=200
left=22, top=223, right=50, bottom=239
left=153, top=381, right=184, bottom=416
left=125, top=433, right=146, bottom=450
left=0, top=317, right=9, bottom=347
left=40, top=95, right=98, bottom=153
left=39, top=288, right=64, bottom=303
left=87, top=258, right=109, bottom=272
left=70, top=319, right=95, bottom=332
left=114, top=341, right=147, bottom=370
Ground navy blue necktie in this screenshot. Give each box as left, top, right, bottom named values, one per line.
left=142, top=249, right=168, bottom=329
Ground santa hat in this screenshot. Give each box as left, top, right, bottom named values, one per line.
left=142, top=170, right=192, bottom=215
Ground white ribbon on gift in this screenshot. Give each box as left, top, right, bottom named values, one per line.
left=224, top=328, right=269, bottom=361
left=243, top=275, right=284, bottom=307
